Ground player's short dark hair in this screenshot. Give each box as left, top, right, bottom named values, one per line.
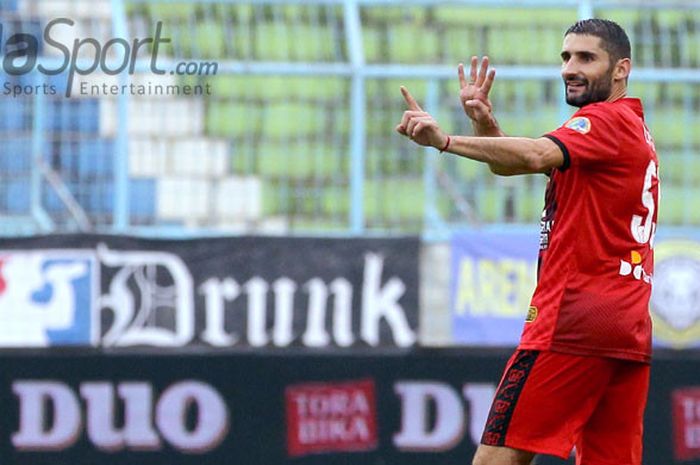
left=565, top=19, right=631, bottom=63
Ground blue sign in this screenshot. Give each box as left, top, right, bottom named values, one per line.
left=450, top=230, right=538, bottom=346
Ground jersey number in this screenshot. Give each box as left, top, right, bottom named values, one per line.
left=630, top=160, right=657, bottom=245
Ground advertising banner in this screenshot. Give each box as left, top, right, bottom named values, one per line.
left=649, top=239, right=700, bottom=349
left=450, top=230, right=538, bottom=346
left=0, top=235, right=419, bottom=348
left=0, top=349, right=692, bottom=465
left=451, top=231, right=700, bottom=349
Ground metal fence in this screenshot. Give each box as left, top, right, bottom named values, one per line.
left=0, top=0, right=699, bottom=236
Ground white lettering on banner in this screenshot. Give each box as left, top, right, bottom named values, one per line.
left=293, top=390, right=370, bottom=417
left=273, top=277, right=297, bottom=346
left=156, top=381, right=230, bottom=453
left=299, top=278, right=355, bottom=347
left=197, top=254, right=412, bottom=348
left=682, top=398, right=700, bottom=448
left=285, top=379, right=377, bottom=456
left=302, top=278, right=332, bottom=346
left=97, top=244, right=413, bottom=348
left=200, top=278, right=240, bottom=346
left=11, top=380, right=229, bottom=453
left=81, top=383, right=160, bottom=451
left=687, top=427, right=700, bottom=448
left=393, top=381, right=496, bottom=451
left=329, top=278, right=354, bottom=347
left=98, top=244, right=195, bottom=347
left=12, top=381, right=82, bottom=450
left=243, top=277, right=269, bottom=346
left=361, top=254, right=416, bottom=347
left=299, top=417, right=370, bottom=444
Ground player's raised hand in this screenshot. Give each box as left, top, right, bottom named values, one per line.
left=459, top=56, right=496, bottom=124
left=396, top=86, right=448, bottom=150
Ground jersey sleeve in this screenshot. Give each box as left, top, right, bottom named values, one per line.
left=544, top=104, right=620, bottom=171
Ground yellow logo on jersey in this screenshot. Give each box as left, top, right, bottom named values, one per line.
left=565, top=116, right=591, bottom=134
left=525, top=306, right=538, bottom=323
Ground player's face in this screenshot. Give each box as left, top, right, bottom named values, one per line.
left=560, top=34, right=614, bottom=107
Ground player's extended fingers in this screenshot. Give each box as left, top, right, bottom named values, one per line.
left=469, top=56, right=478, bottom=84
left=481, top=68, right=496, bottom=96
left=476, top=56, right=489, bottom=87
left=458, top=63, right=468, bottom=90
left=400, top=86, right=423, bottom=111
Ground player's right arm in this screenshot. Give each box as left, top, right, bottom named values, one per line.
left=459, top=56, right=505, bottom=138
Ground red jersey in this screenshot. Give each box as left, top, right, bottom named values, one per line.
left=519, top=98, right=659, bottom=363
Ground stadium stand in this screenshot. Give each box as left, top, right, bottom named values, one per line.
left=0, top=1, right=698, bottom=234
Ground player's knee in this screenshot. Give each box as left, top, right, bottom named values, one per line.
left=472, top=444, right=535, bottom=465
left=472, top=445, right=490, bottom=465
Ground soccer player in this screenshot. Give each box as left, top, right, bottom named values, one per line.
left=396, top=19, right=659, bottom=465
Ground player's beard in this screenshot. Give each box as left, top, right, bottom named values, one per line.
left=564, top=66, right=614, bottom=107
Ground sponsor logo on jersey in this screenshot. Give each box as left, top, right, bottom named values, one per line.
left=565, top=116, right=591, bottom=134
left=619, top=250, right=652, bottom=284
left=0, top=251, right=97, bottom=347
left=650, top=241, right=700, bottom=349
left=525, top=306, right=538, bottom=323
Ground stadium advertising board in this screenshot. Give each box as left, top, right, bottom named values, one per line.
left=672, top=387, right=700, bottom=460
left=649, top=239, right=700, bottom=349
left=0, top=235, right=419, bottom=348
left=450, top=230, right=538, bottom=346
left=451, top=231, right=700, bottom=349
left=0, top=350, right=692, bottom=465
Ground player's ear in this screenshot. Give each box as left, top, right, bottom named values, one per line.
left=613, top=57, right=631, bottom=82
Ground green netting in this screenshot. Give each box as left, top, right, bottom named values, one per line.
left=117, top=1, right=700, bottom=232
left=207, top=101, right=263, bottom=137
left=432, top=7, right=575, bottom=25
left=364, top=178, right=425, bottom=221
left=256, top=140, right=345, bottom=179
left=147, top=2, right=197, bottom=19
left=386, top=25, right=440, bottom=63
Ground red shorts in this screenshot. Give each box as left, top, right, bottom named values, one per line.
left=481, top=349, right=650, bottom=465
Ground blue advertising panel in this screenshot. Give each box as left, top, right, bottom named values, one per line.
left=450, top=230, right=538, bottom=346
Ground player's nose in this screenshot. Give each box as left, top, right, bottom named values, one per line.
left=561, top=60, right=579, bottom=80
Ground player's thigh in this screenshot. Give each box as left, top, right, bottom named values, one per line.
left=482, top=350, right=616, bottom=459
left=576, top=361, right=650, bottom=465
left=473, top=444, right=536, bottom=465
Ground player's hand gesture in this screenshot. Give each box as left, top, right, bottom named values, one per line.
left=396, top=86, right=449, bottom=150
left=459, top=56, right=498, bottom=132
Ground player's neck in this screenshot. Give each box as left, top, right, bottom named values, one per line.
left=605, top=86, right=627, bottom=103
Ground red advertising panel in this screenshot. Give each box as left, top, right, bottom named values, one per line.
left=673, top=388, right=700, bottom=460
left=285, top=379, right=378, bottom=457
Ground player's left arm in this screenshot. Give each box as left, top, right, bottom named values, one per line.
left=396, top=86, right=563, bottom=175
left=446, top=135, right=564, bottom=175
